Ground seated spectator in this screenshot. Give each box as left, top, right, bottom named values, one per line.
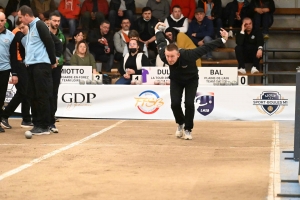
left=146, top=0, right=170, bottom=22
left=31, top=0, right=56, bottom=20
left=64, top=30, right=84, bottom=65
left=170, top=0, right=196, bottom=22
left=164, top=5, right=189, bottom=33
left=70, top=41, right=97, bottom=74
left=197, top=0, right=222, bottom=38
left=80, top=0, right=109, bottom=33
left=223, top=0, right=253, bottom=38
left=0, top=6, right=13, bottom=31
left=116, top=39, right=150, bottom=84
left=87, top=20, right=114, bottom=72
left=187, top=8, right=214, bottom=60
left=58, top=0, right=81, bottom=37
left=5, top=0, right=30, bottom=28
left=108, top=0, right=135, bottom=31
left=132, top=7, right=158, bottom=63
left=250, top=0, right=275, bottom=39
left=123, top=30, right=148, bottom=57
left=114, top=18, right=131, bottom=63
left=235, top=17, right=263, bottom=74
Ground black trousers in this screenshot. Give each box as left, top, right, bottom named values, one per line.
left=2, top=63, right=31, bottom=122
left=50, top=65, right=62, bottom=125
left=0, top=69, right=11, bottom=118
left=235, top=44, right=261, bottom=69
left=27, top=63, right=53, bottom=129
left=170, top=78, right=198, bottom=132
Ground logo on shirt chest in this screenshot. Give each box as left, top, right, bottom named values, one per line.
left=182, top=65, right=187, bottom=68
left=3, top=39, right=9, bottom=43
left=251, top=35, right=255, bottom=39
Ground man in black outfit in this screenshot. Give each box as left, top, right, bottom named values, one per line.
left=155, top=22, right=228, bottom=140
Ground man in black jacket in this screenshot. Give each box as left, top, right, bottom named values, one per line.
left=155, top=22, right=228, bottom=140
left=235, top=17, right=263, bottom=75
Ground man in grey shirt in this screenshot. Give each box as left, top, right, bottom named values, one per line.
left=146, top=0, right=170, bottom=22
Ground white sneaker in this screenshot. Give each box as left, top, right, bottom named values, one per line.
left=238, top=68, right=246, bottom=74
left=251, top=66, right=259, bottom=74
left=175, top=124, right=184, bottom=138
left=228, top=30, right=233, bottom=38
left=183, top=130, right=192, bottom=140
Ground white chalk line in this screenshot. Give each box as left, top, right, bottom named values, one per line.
left=0, top=120, right=125, bottom=181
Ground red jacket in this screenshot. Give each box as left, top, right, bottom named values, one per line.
left=81, top=0, right=109, bottom=15
left=170, top=0, right=196, bottom=20
left=58, top=0, right=81, bottom=19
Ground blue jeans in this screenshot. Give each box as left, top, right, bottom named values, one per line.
left=59, top=13, right=77, bottom=36
left=253, top=12, right=273, bottom=34
left=108, top=10, right=134, bottom=31
left=203, top=36, right=213, bottom=59
left=115, top=76, right=131, bottom=84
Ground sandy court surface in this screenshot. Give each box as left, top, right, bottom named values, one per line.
left=0, top=119, right=273, bottom=200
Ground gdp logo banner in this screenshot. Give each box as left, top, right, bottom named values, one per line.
left=134, top=90, right=164, bottom=114
left=195, top=92, right=214, bottom=116
left=253, top=91, right=288, bottom=116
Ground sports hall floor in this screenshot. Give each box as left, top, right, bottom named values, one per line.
left=0, top=119, right=298, bottom=200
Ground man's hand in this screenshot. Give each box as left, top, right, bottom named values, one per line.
left=154, top=22, right=167, bottom=32
left=126, top=68, right=135, bottom=75
left=124, top=73, right=130, bottom=79
left=105, top=47, right=110, bottom=54
left=191, top=33, right=196, bottom=37
left=92, top=69, right=99, bottom=74
left=220, top=28, right=228, bottom=40
left=241, top=21, right=246, bottom=32
left=11, top=76, right=18, bottom=85
left=262, top=8, right=270, bottom=13
left=235, top=12, right=241, bottom=20
left=197, top=40, right=204, bottom=46
left=256, top=49, right=263, bottom=58
left=255, top=8, right=263, bottom=14
left=118, top=10, right=124, bottom=17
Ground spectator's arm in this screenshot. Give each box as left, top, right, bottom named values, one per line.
left=114, top=32, right=124, bottom=53
left=162, top=1, right=170, bottom=22
left=196, top=18, right=214, bottom=38
left=174, top=18, right=188, bottom=33
left=44, top=0, right=57, bottom=17
left=89, top=53, right=96, bottom=70
left=188, top=0, right=196, bottom=20
left=64, top=48, right=72, bottom=65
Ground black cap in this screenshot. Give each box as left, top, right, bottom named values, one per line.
left=195, top=8, right=205, bottom=13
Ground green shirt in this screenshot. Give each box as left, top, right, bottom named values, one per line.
left=70, top=53, right=96, bottom=70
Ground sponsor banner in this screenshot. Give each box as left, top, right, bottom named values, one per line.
left=142, top=67, right=170, bottom=85
left=5, top=84, right=16, bottom=107
left=61, top=65, right=92, bottom=84
left=198, top=67, right=238, bottom=85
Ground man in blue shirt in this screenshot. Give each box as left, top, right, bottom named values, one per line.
left=0, top=12, right=15, bottom=133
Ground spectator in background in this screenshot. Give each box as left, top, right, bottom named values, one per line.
left=108, top=0, right=136, bottom=31
left=164, top=5, right=189, bottom=33
left=0, top=6, right=13, bottom=31
left=235, top=17, right=263, bottom=74
left=123, top=30, right=148, bottom=57
left=170, top=0, right=196, bottom=22
left=31, top=0, right=56, bottom=20
left=5, top=0, right=30, bottom=28
left=70, top=41, right=97, bottom=73
left=197, top=0, right=223, bottom=38
left=132, top=7, right=158, bottom=63
left=116, top=39, right=150, bottom=84
left=80, top=0, right=109, bottom=33
left=58, top=0, right=81, bottom=37
left=87, top=20, right=114, bottom=72
left=64, top=30, right=84, bottom=65
left=250, top=0, right=275, bottom=39
left=187, top=8, right=214, bottom=60
left=113, top=18, right=131, bottom=62
left=146, top=0, right=170, bottom=22
left=223, top=0, right=253, bottom=38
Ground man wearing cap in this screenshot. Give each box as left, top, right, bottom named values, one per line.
left=187, top=7, right=214, bottom=60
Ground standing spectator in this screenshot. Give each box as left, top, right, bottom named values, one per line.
left=81, top=0, right=109, bottom=33
left=48, top=11, right=66, bottom=134
left=31, top=0, right=56, bottom=20
left=0, top=12, right=15, bottom=133
left=87, top=20, right=114, bottom=72
left=187, top=8, right=214, bottom=60
left=197, top=0, right=223, bottom=38
left=235, top=17, right=263, bottom=74
left=132, top=7, right=158, bottom=62
left=116, top=39, right=150, bottom=84
left=250, top=0, right=275, bottom=39
left=58, top=0, right=81, bottom=37
left=64, top=30, right=84, bottom=65
left=108, top=0, right=136, bottom=31
left=18, top=5, right=57, bottom=135
left=164, top=5, right=189, bottom=33
left=5, top=0, right=30, bottom=28
left=113, top=18, right=131, bottom=62
left=146, top=0, right=170, bottom=22
left=170, top=0, right=196, bottom=22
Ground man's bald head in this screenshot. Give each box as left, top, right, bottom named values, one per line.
left=0, top=12, right=7, bottom=32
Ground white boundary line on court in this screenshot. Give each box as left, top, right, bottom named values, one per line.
left=267, top=121, right=281, bottom=200
left=0, top=120, right=126, bottom=181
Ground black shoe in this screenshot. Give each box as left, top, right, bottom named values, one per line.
left=0, top=126, right=5, bottom=132
left=21, top=121, right=34, bottom=128
left=1, top=118, right=12, bottom=129
left=31, top=127, right=50, bottom=135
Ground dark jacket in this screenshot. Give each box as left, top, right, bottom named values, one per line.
left=156, top=31, right=223, bottom=81
left=132, top=17, right=158, bottom=41
left=223, top=0, right=253, bottom=21
left=187, top=16, right=214, bottom=45
left=198, top=0, right=222, bottom=19
left=250, top=0, right=275, bottom=13
left=109, top=0, right=136, bottom=13
left=5, top=0, right=31, bottom=17
left=236, top=29, right=264, bottom=48
left=87, top=29, right=114, bottom=55
left=9, top=31, right=25, bottom=76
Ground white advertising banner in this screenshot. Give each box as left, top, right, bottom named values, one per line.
left=142, top=67, right=170, bottom=85
left=198, top=67, right=238, bottom=85
left=61, top=65, right=92, bottom=84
